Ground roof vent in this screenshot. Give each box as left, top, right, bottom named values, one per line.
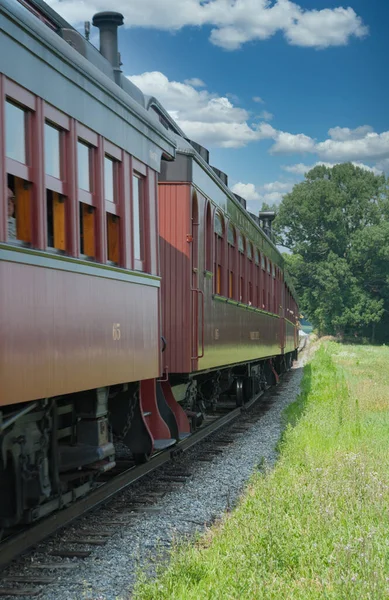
left=92, top=11, right=124, bottom=82
left=233, top=193, right=246, bottom=209
left=185, top=139, right=209, bottom=164
left=211, top=166, right=228, bottom=187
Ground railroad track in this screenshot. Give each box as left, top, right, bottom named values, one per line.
left=0, top=382, right=270, bottom=587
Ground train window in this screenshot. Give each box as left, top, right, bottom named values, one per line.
left=255, top=248, right=259, bottom=264
left=229, top=272, right=233, bottom=299
left=133, top=174, right=144, bottom=263
left=107, top=214, right=120, bottom=264
left=272, top=263, right=276, bottom=278
left=238, top=233, right=244, bottom=253
left=249, top=281, right=253, bottom=306
left=214, top=211, right=224, bottom=295
left=45, top=123, right=61, bottom=179
left=5, top=101, right=27, bottom=164
left=7, top=175, right=32, bottom=244
left=47, top=190, right=66, bottom=251
left=216, top=265, right=222, bottom=295
left=79, top=202, right=96, bottom=258
left=77, top=141, right=91, bottom=192
left=247, top=243, right=252, bottom=261
left=227, top=223, right=235, bottom=299
left=227, top=223, right=235, bottom=246
left=214, top=212, right=223, bottom=237
left=261, top=254, right=266, bottom=270
left=104, top=156, right=116, bottom=202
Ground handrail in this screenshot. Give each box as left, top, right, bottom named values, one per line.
left=191, top=288, right=205, bottom=360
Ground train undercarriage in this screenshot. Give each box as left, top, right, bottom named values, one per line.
left=0, top=351, right=297, bottom=534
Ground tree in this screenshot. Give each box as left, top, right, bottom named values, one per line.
left=275, top=163, right=389, bottom=340
left=260, top=201, right=278, bottom=213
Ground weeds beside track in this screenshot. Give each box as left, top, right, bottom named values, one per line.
left=134, top=342, right=389, bottom=600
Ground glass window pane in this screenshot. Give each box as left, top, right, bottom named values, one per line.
left=133, top=175, right=142, bottom=260
left=6, top=101, right=26, bottom=163
left=78, top=141, right=90, bottom=191
left=45, top=123, right=61, bottom=178
left=227, top=224, right=235, bottom=245
left=247, top=244, right=252, bottom=260
left=214, top=212, right=223, bottom=236
left=104, top=156, right=114, bottom=201
left=238, top=234, right=244, bottom=253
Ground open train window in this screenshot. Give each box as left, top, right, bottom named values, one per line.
left=79, top=203, right=96, bottom=258
left=7, top=175, right=32, bottom=245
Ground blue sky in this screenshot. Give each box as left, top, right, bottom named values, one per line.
left=48, top=0, right=387, bottom=213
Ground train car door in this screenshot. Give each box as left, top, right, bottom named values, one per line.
left=191, top=192, right=203, bottom=370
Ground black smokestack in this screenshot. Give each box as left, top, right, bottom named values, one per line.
left=92, top=11, right=124, bottom=82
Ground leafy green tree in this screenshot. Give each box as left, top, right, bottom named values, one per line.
left=275, top=163, right=389, bottom=340
left=260, top=201, right=278, bottom=212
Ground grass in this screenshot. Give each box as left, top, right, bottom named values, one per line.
left=133, top=342, right=389, bottom=600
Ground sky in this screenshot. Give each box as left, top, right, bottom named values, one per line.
left=46, top=0, right=388, bottom=214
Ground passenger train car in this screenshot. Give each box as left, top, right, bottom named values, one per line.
left=0, top=0, right=298, bottom=531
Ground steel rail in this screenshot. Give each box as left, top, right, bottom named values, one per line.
left=0, top=388, right=266, bottom=570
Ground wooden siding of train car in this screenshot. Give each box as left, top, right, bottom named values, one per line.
left=159, top=181, right=289, bottom=375
left=0, top=252, right=160, bottom=406
left=159, top=183, right=192, bottom=374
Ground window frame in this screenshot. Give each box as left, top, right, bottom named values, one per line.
left=103, top=140, right=122, bottom=266
left=213, top=209, right=225, bottom=295
left=132, top=166, right=146, bottom=272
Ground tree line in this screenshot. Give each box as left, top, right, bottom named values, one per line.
left=268, top=163, right=389, bottom=342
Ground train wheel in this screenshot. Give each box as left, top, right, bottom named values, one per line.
left=235, top=379, right=244, bottom=407
left=244, top=376, right=254, bottom=402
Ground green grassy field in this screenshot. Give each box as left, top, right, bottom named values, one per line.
left=133, top=342, right=389, bottom=600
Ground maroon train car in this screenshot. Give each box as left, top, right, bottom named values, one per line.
left=0, top=0, right=179, bottom=529
left=154, top=128, right=299, bottom=413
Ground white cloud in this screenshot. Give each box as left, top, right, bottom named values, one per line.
left=328, top=125, right=374, bottom=141
left=263, top=181, right=293, bottom=192
left=184, top=78, right=206, bottom=88
left=258, top=110, right=274, bottom=121
left=127, top=71, right=276, bottom=148
left=127, top=70, right=388, bottom=167
left=270, top=131, right=316, bottom=154
left=253, top=96, right=265, bottom=104
left=269, top=124, right=389, bottom=165
left=231, top=182, right=260, bottom=201
left=283, top=161, right=383, bottom=176
left=285, top=7, right=367, bottom=49
left=316, top=131, right=389, bottom=162
left=283, top=163, right=312, bottom=175
left=45, top=0, right=368, bottom=51
left=232, top=180, right=295, bottom=213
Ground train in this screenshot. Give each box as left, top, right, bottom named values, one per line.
left=0, top=0, right=299, bottom=533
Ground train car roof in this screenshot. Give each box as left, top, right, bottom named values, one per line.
left=5, top=0, right=177, bottom=161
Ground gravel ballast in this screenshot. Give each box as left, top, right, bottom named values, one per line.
left=1, top=362, right=304, bottom=600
